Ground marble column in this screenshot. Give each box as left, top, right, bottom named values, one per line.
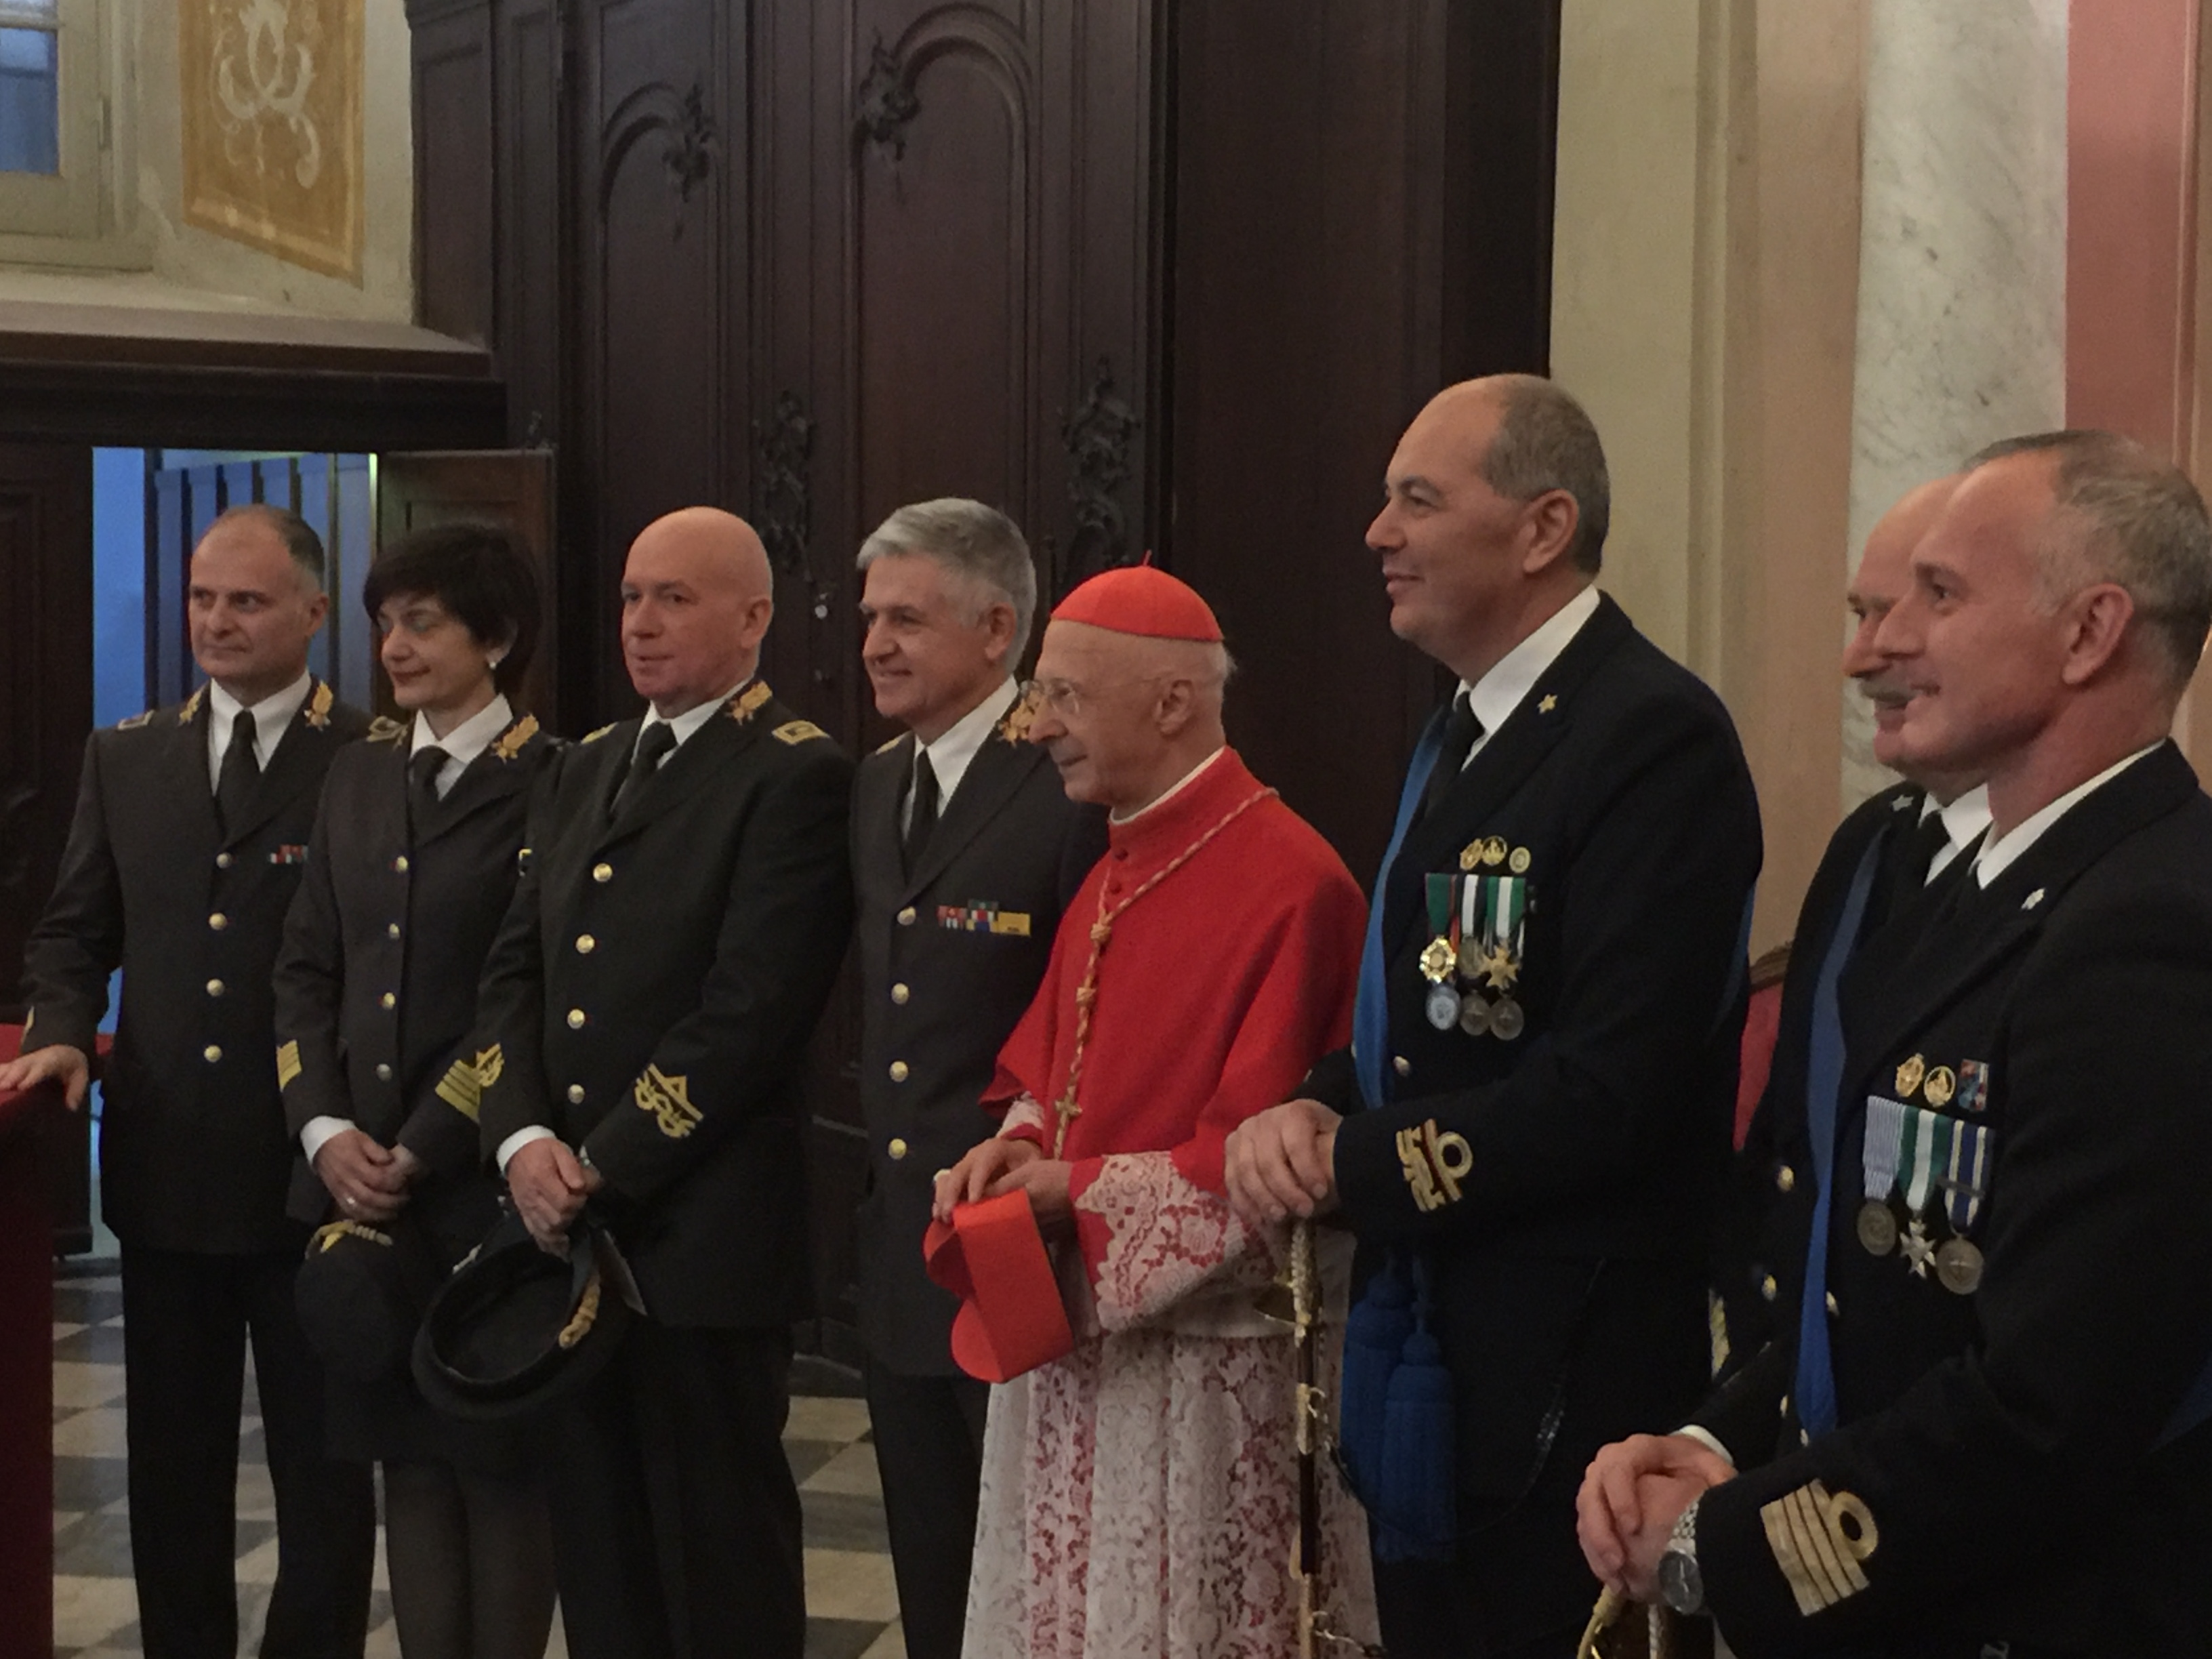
left=1840, top=0, right=2069, bottom=802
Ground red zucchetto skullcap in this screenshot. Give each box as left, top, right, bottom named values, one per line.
left=1050, top=562, right=1224, bottom=642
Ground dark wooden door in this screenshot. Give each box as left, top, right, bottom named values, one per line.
left=0, top=444, right=92, bottom=1024
left=375, top=450, right=561, bottom=730
left=0, top=445, right=96, bottom=1254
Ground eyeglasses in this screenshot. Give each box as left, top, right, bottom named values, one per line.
left=1021, top=677, right=1086, bottom=718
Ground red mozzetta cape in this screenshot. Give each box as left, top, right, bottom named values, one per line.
left=987, top=748, right=1364, bottom=1252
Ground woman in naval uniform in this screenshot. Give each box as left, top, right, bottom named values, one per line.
left=275, top=522, right=561, bottom=1659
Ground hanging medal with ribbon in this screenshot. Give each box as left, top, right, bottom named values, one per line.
left=1858, top=1095, right=1907, bottom=1255
left=1935, top=1119, right=1992, bottom=1295
left=1481, top=875, right=1528, bottom=1040
left=1422, top=874, right=1461, bottom=1030
left=1896, top=1106, right=1956, bottom=1279
left=1456, top=874, right=1491, bottom=1036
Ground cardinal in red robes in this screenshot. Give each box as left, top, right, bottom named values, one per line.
left=933, top=565, right=1376, bottom=1659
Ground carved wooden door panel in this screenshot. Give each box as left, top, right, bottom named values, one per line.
left=753, top=0, right=1158, bottom=1353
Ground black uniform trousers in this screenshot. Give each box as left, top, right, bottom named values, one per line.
left=863, top=1361, right=989, bottom=1659
left=550, top=1321, right=804, bottom=1659
left=119, top=1242, right=375, bottom=1659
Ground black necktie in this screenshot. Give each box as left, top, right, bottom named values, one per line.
left=903, top=751, right=941, bottom=876
left=611, top=722, right=677, bottom=821
left=1896, top=807, right=1954, bottom=892
left=216, top=714, right=260, bottom=836
left=1421, top=691, right=1483, bottom=819
left=409, top=746, right=449, bottom=823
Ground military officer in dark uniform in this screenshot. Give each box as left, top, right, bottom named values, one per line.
left=851, top=499, right=1107, bottom=1659
left=1716, top=476, right=1991, bottom=1368
left=473, top=506, right=853, bottom=1659
left=274, top=522, right=560, bottom=1659
left=1223, top=376, right=1763, bottom=1658
left=0, top=505, right=376, bottom=1659
left=1580, top=430, right=2212, bottom=1658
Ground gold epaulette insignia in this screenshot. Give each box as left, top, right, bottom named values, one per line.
left=116, top=710, right=154, bottom=731
left=310, top=1218, right=393, bottom=1253
left=474, top=1044, right=505, bottom=1090
left=491, top=713, right=540, bottom=761
left=1395, top=1118, right=1473, bottom=1212
left=773, top=719, right=828, bottom=745
left=435, top=1057, right=483, bottom=1121
left=875, top=734, right=903, bottom=755
left=275, top=1040, right=303, bottom=1090
left=634, top=1064, right=702, bottom=1139
left=729, top=681, right=775, bottom=724
left=581, top=723, right=617, bottom=745
left=180, top=686, right=207, bottom=724
left=367, top=716, right=408, bottom=745
left=997, top=685, right=1041, bottom=744
left=1761, top=1480, right=1878, bottom=1616
left=304, top=681, right=335, bottom=729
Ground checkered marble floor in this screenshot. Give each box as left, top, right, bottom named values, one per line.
left=50, top=1259, right=907, bottom=1658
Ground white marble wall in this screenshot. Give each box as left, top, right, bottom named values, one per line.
left=1841, top=0, right=2070, bottom=802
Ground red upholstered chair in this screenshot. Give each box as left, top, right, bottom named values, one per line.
left=1735, top=943, right=1793, bottom=1150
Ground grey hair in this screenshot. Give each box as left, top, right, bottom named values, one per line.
left=1480, top=375, right=1612, bottom=575
left=206, top=503, right=326, bottom=593
left=856, top=498, right=1038, bottom=656
left=1963, top=430, right=2212, bottom=687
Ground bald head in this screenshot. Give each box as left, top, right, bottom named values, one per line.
left=620, top=507, right=777, bottom=714
left=1027, top=619, right=1233, bottom=815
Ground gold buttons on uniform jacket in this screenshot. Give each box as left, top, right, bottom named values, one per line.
left=203, top=1045, right=222, bottom=1064
left=567, top=1009, right=586, bottom=1029
left=375, top=1063, right=392, bottom=1082
left=575, top=935, right=596, bottom=954
left=897, top=906, right=917, bottom=927
left=1825, top=1291, right=1840, bottom=1317
left=394, top=856, right=409, bottom=874
left=568, top=1085, right=586, bottom=1105
left=888, top=1138, right=909, bottom=1160
left=387, top=923, right=401, bottom=940
left=215, top=853, right=234, bottom=870
left=205, top=979, right=225, bottom=998
left=208, top=913, right=228, bottom=931
left=1761, top=1275, right=1779, bottom=1302
left=380, top=992, right=397, bottom=1010
left=1393, top=1056, right=1412, bottom=1077
left=592, top=862, right=614, bottom=884
left=890, top=983, right=911, bottom=1005
left=889, top=1061, right=910, bottom=1082
left=1776, top=1164, right=1797, bottom=1194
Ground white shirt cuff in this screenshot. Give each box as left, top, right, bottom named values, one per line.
left=300, top=1116, right=356, bottom=1166
left=496, top=1124, right=558, bottom=1174
left=1675, top=1424, right=1737, bottom=1469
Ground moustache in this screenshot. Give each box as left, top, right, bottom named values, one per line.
left=1857, top=673, right=1915, bottom=710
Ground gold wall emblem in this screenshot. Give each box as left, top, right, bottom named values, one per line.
left=634, top=1065, right=703, bottom=1139
left=1760, top=1481, right=1878, bottom=1616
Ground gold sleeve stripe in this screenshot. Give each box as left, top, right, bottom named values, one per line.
left=435, top=1059, right=483, bottom=1122
left=276, top=1041, right=303, bottom=1090
left=1760, top=1481, right=1877, bottom=1617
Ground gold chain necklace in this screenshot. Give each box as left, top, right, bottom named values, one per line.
left=1048, top=785, right=1278, bottom=1157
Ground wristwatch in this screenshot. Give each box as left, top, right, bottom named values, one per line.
left=1657, top=1497, right=1705, bottom=1616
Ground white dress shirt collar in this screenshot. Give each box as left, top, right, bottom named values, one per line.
left=640, top=679, right=754, bottom=756
left=1918, top=783, right=1992, bottom=884
left=917, top=678, right=1021, bottom=806
left=205, top=672, right=314, bottom=790
left=1972, top=744, right=2160, bottom=888
left=1454, top=584, right=1602, bottom=766
left=411, top=694, right=514, bottom=799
